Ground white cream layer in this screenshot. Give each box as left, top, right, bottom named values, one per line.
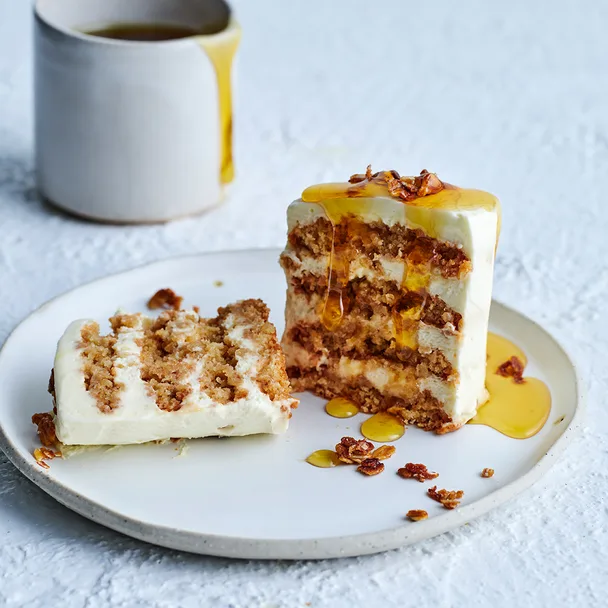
left=54, top=313, right=291, bottom=445
left=284, top=195, right=498, bottom=426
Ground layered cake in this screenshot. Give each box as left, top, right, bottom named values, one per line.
left=280, top=167, right=500, bottom=433
left=48, top=299, right=297, bottom=445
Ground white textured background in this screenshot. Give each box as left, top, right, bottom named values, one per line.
left=0, top=0, right=606, bottom=606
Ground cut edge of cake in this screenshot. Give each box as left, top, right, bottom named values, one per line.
left=46, top=298, right=298, bottom=446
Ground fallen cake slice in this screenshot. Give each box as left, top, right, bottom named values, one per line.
left=280, top=167, right=500, bottom=433
left=49, top=299, right=297, bottom=445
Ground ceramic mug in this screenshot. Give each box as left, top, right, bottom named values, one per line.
left=34, top=0, right=240, bottom=223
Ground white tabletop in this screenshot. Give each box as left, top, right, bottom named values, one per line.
left=0, top=0, right=604, bottom=606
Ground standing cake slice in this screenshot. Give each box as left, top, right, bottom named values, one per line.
left=47, top=299, right=297, bottom=445
left=280, top=167, right=500, bottom=433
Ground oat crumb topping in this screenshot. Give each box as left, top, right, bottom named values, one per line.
left=33, top=446, right=61, bottom=468
left=332, top=437, right=395, bottom=472
left=349, top=166, right=444, bottom=201
left=397, top=462, right=439, bottom=482
left=357, top=458, right=384, bottom=476
left=371, top=445, right=396, bottom=461
left=427, top=486, right=464, bottom=509
left=335, top=436, right=375, bottom=464
left=481, top=468, right=495, bottom=478
left=406, top=509, right=428, bottom=522
left=496, top=356, right=525, bottom=384
left=32, top=412, right=58, bottom=447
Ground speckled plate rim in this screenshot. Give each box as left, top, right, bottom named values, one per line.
left=0, top=249, right=585, bottom=560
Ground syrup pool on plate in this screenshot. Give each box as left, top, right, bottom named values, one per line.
left=305, top=449, right=341, bottom=468
left=469, top=332, right=551, bottom=439
left=325, top=397, right=359, bottom=418
left=360, top=412, right=405, bottom=443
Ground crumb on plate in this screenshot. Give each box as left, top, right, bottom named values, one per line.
left=496, top=356, right=525, bottom=384
left=397, top=462, right=439, bottom=482
left=406, top=509, right=428, bottom=522
left=357, top=458, right=384, bottom=476
left=427, top=486, right=464, bottom=509
left=147, top=288, right=183, bottom=311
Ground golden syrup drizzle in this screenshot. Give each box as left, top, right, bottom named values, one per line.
left=321, top=224, right=350, bottom=330
left=325, top=397, right=360, bottom=418
left=306, top=449, right=342, bottom=468
left=196, top=22, right=241, bottom=184
left=393, top=258, right=431, bottom=349
left=469, top=333, right=551, bottom=439
left=360, top=412, right=405, bottom=443
left=301, top=172, right=500, bottom=334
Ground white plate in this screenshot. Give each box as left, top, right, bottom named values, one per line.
left=0, top=249, right=583, bottom=559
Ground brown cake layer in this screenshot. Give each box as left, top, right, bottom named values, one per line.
left=79, top=299, right=296, bottom=414
left=139, top=310, right=244, bottom=411
left=288, top=366, right=452, bottom=432
left=285, top=321, right=455, bottom=380
left=280, top=265, right=463, bottom=333
left=287, top=216, right=471, bottom=279
left=80, top=322, right=122, bottom=413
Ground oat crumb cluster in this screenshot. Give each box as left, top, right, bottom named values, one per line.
left=334, top=436, right=396, bottom=476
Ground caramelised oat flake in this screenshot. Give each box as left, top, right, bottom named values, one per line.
left=357, top=458, right=384, bottom=476
left=496, top=356, right=525, bottom=384
left=427, top=486, right=464, bottom=510
left=397, top=462, right=439, bottom=483
left=335, top=436, right=375, bottom=464
left=371, top=445, right=396, bottom=461
left=33, top=446, right=60, bottom=469
left=406, top=509, right=428, bottom=522
left=347, top=166, right=444, bottom=202
left=348, top=165, right=372, bottom=184
left=385, top=169, right=444, bottom=201
left=147, top=288, right=184, bottom=311
left=481, top=468, right=495, bottom=478
left=32, top=412, right=58, bottom=447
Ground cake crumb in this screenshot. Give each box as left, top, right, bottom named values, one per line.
left=397, top=462, right=439, bottom=482
left=357, top=458, right=384, bottom=476
left=213, top=280, right=224, bottom=287
left=481, top=468, right=494, bottom=478
left=427, top=486, right=464, bottom=509
left=496, top=356, right=525, bottom=384
left=32, top=412, right=58, bottom=447
left=174, top=439, right=189, bottom=458
left=335, top=436, right=374, bottom=464
left=406, top=509, right=428, bottom=522
left=147, top=288, right=183, bottom=311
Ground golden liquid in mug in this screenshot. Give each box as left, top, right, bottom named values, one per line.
left=84, top=23, right=202, bottom=41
